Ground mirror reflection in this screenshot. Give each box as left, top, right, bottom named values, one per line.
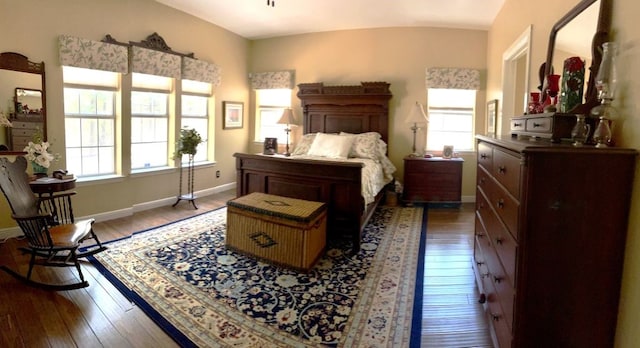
left=15, top=88, right=43, bottom=115
left=553, top=0, right=600, bottom=109
left=0, top=52, right=46, bottom=152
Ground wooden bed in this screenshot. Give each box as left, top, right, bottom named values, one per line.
left=234, top=82, right=392, bottom=253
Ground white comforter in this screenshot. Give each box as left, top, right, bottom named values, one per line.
left=290, top=154, right=396, bottom=206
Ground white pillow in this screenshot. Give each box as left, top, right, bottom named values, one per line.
left=307, top=133, right=354, bottom=159
left=291, top=133, right=317, bottom=156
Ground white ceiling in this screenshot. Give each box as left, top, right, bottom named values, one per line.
left=155, top=0, right=505, bottom=40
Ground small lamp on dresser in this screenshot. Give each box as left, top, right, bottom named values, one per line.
left=277, top=108, right=299, bottom=156
left=405, top=101, right=429, bottom=157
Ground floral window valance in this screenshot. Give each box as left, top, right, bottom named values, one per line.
left=58, top=35, right=128, bottom=73
left=426, top=68, right=481, bottom=90
left=130, top=46, right=181, bottom=79
left=249, top=70, right=295, bottom=89
left=182, top=57, right=221, bottom=86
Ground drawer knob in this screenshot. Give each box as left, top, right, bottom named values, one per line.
left=476, top=260, right=485, bottom=266
left=480, top=153, right=488, bottom=159
left=497, top=199, right=505, bottom=209
left=514, top=122, right=523, bottom=127
left=493, top=275, right=503, bottom=283
left=476, top=233, right=485, bottom=238
left=480, top=177, right=486, bottom=184
left=495, top=237, right=503, bottom=245
left=498, top=166, right=506, bottom=174
left=478, top=293, right=487, bottom=304
left=491, top=313, right=501, bottom=321
left=533, top=122, right=542, bottom=128
left=481, top=272, right=490, bottom=279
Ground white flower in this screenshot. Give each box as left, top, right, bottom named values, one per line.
left=0, top=111, right=11, bottom=128
left=23, top=139, right=59, bottom=169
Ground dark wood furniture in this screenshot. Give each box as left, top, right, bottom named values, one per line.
left=403, top=156, right=463, bottom=205
left=235, top=82, right=392, bottom=253
left=0, top=156, right=105, bottom=290
left=29, top=176, right=76, bottom=196
left=473, top=135, right=636, bottom=348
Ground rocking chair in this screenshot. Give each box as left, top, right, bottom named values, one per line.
left=0, top=156, right=106, bottom=290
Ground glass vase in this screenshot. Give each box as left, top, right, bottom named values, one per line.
left=592, top=117, right=612, bottom=148
left=571, top=114, right=590, bottom=146
left=594, top=42, right=618, bottom=101
left=31, top=161, right=48, bottom=177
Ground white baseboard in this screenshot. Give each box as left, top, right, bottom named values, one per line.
left=0, top=182, right=236, bottom=241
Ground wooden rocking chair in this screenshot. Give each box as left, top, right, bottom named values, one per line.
left=0, top=156, right=106, bottom=290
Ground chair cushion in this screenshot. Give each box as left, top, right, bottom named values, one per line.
left=49, top=220, right=94, bottom=247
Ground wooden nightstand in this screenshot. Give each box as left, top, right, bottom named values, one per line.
left=402, top=156, right=463, bottom=205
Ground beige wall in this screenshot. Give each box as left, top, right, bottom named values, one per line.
left=0, top=0, right=250, bottom=229
left=489, top=0, right=640, bottom=346
left=249, top=27, right=488, bottom=199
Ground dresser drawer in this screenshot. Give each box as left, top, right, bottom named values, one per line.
left=492, top=148, right=521, bottom=199
left=11, top=120, right=42, bottom=129
left=480, top=266, right=513, bottom=348
left=510, top=118, right=525, bottom=132
left=488, top=183, right=519, bottom=240
left=525, top=117, right=552, bottom=132
left=477, top=142, right=493, bottom=171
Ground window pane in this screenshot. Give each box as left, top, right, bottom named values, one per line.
left=182, top=95, right=207, bottom=116
left=132, top=91, right=168, bottom=115
left=426, top=88, right=476, bottom=152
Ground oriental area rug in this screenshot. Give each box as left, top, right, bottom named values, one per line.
left=88, top=205, right=427, bottom=347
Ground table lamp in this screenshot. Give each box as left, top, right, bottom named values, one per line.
left=405, top=101, right=429, bottom=157
left=277, top=108, right=299, bottom=156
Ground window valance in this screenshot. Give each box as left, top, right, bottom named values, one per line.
left=249, top=70, right=295, bottom=89
left=182, top=57, right=221, bottom=86
left=426, top=68, right=481, bottom=90
left=58, top=35, right=128, bottom=73
left=130, top=46, right=181, bottom=79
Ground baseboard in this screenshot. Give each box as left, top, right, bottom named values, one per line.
left=461, top=195, right=476, bottom=203
left=0, top=182, right=237, bottom=241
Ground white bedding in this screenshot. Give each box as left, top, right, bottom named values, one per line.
left=290, top=154, right=396, bottom=206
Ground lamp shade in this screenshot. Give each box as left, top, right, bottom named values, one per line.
left=277, top=108, right=298, bottom=126
left=404, top=101, right=429, bottom=124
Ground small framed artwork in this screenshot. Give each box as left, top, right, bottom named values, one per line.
left=263, top=137, right=278, bottom=155
left=486, top=99, right=498, bottom=135
left=223, top=101, right=244, bottom=129
left=442, top=145, right=454, bottom=159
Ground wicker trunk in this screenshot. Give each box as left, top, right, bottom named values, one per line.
left=226, top=192, right=327, bottom=270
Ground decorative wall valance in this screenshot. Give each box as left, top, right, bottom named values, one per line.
left=182, top=57, right=221, bottom=86
left=249, top=70, right=295, bottom=89
left=58, top=35, right=128, bottom=73
left=130, top=46, right=181, bottom=79
left=425, top=68, right=481, bottom=90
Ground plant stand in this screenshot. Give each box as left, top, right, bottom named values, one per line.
left=172, top=155, right=198, bottom=209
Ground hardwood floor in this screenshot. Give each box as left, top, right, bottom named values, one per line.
left=0, top=191, right=492, bottom=347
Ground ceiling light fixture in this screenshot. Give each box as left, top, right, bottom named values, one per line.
left=267, top=0, right=275, bottom=7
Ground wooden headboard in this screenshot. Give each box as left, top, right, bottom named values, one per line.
left=296, top=82, right=392, bottom=144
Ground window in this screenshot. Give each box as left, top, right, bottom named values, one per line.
left=131, top=73, right=172, bottom=170
left=426, top=88, right=476, bottom=152
left=181, top=80, right=211, bottom=163
left=63, top=66, right=118, bottom=177
left=255, top=89, right=291, bottom=144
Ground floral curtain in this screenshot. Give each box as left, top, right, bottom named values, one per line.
left=58, top=35, right=129, bottom=73
left=130, top=46, right=181, bottom=79
left=182, top=57, right=221, bottom=86
left=249, top=70, right=295, bottom=89
left=426, top=68, right=481, bottom=90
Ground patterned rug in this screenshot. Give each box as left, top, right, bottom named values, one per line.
left=89, top=205, right=426, bottom=347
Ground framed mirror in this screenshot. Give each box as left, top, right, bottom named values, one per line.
left=543, top=0, right=612, bottom=114
left=0, top=52, right=47, bottom=152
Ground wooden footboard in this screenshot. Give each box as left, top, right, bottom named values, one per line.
left=234, top=153, right=383, bottom=252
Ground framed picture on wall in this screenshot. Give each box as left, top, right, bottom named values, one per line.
left=223, top=101, right=244, bottom=129
left=486, top=99, right=498, bottom=135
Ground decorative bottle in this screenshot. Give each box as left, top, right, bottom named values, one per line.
left=571, top=114, right=590, bottom=146
left=590, top=42, right=618, bottom=146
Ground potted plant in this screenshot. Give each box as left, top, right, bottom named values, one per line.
left=174, top=128, right=202, bottom=158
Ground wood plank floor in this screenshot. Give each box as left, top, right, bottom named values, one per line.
left=0, top=190, right=492, bottom=347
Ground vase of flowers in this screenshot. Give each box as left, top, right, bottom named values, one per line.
left=23, top=129, right=59, bottom=177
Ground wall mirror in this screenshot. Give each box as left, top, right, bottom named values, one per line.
left=0, top=52, right=47, bottom=152
left=543, top=0, right=612, bottom=114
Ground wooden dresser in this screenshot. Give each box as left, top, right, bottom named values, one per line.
left=473, top=135, right=636, bottom=348
left=403, top=156, right=463, bottom=205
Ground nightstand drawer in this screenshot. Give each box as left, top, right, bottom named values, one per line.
left=403, top=157, right=463, bottom=203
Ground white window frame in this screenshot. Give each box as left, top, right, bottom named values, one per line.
left=255, top=89, right=291, bottom=144
left=62, top=66, right=119, bottom=178
left=426, top=88, right=476, bottom=153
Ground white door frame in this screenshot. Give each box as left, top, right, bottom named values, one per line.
left=500, top=25, right=532, bottom=135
